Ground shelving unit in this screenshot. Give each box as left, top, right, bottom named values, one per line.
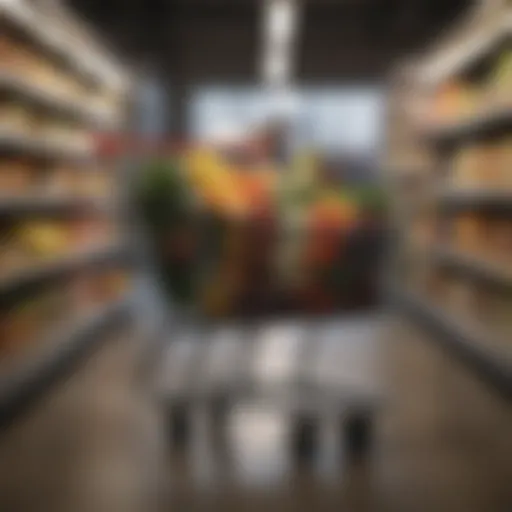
left=391, top=287, right=512, bottom=400
left=0, top=196, right=111, bottom=215
left=0, top=300, right=131, bottom=428
left=0, top=244, right=130, bottom=296
left=388, top=0, right=512, bottom=397
left=0, top=131, right=93, bottom=160
left=426, top=106, right=512, bottom=145
left=0, top=0, right=134, bottom=426
left=0, top=70, right=114, bottom=126
left=0, top=0, right=127, bottom=90
left=418, top=5, right=511, bottom=87
left=432, top=246, right=512, bottom=292
left=438, top=189, right=512, bottom=211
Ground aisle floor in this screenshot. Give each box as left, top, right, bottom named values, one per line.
left=0, top=315, right=510, bottom=512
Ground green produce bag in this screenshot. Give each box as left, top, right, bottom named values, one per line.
left=136, top=159, right=198, bottom=308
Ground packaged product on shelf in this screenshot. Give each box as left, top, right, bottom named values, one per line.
left=451, top=145, right=481, bottom=188
left=60, top=169, right=84, bottom=197
left=486, top=218, right=512, bottom=267
left=44, top=120, right=69, bottom=145
left=0, top=35, right=15, bottom=68
left=28, top=110, right=47, bottom=137
left=459, top=84, right=479, bottom=119
left=18, top=220, right=70, bottom=261
left=0, top=37, right=32, bottom=77
left=452, top=213, right=488, bottom=256
left=432, top=81, right=476, bottom=125
left=478, top=141, right=504, bottom=188
left=40, top=165, right=75, bottom=196
left=69, top=79, right=88, bottom=100
left=70, top=217, right=114, bottom=249
left=34, top=58, right=66, bottom=95
left=95, top=87, right=120, bottom=112
left=43, top=166, right=107, bottom=198
left=58, top=75, right=76, bottom=99
left=73, top=129, right=93, bottom=150
left=0, top=99, right=31, bottom=134
left=63, top=171, right=84, bottom=198
left=0, top=159, right=33, bottom=195
left=80, top=171, right=111, bottom=199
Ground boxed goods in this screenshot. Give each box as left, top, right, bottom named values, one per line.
left=432, top=81, right=478, bottom=125
left=452, top=213, right=489, bottom=256
left=451, top=142, right=507, bottom=190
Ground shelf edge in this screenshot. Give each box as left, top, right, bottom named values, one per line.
left=391, top=285, right=512, bottom=401
left=0, top=299, right=132, bottom=430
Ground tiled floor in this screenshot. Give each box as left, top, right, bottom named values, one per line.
left=0, top=314, right=510, bottom=512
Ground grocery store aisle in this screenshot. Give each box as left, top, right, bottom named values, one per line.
left=0, top=315, right=510, bottom=512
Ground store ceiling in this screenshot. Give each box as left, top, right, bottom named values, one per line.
left=68, top=0, right=470, bottom=82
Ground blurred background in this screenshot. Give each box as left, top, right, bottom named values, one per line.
left=0, top=0, right=511, bottom=511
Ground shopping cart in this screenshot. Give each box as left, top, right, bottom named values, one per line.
left=156, top=315, right=385, bottom=461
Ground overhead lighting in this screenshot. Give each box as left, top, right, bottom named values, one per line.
left=266, top=0, right=297, bottom=45
left=261, top=0, right=300, bottom=87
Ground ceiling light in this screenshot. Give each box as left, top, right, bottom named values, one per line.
left=266, top=0, right=296, bottom=44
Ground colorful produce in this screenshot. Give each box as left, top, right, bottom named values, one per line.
left=136, top=146, right=386, bottom=316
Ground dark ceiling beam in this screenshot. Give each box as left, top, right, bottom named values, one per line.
left=168, top=3, right=258, bottom=21
left=67, top=0, right=472, bottom=84
left=68, top=0, right=148, bottom=61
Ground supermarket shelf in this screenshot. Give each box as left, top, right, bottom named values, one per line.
left=0, top=299, right=132, bottom=429
left=0, top=131, right=93, bottom=160
left=392, top=286, right=512, bottom=400
left=0, top=196, right=109, bottom=216
left=438, top=189, right=512, bottom=211
left=0, top=71, right=116, bottom=127
left=433, top=247, right=512, bottom=292
left=419, top=14, right=511, bottom=86
left=0, top=245, right=129, bottom=297
left=0, top=0, right=127, bottom=90
left=427, top=107, right=512, bottom=145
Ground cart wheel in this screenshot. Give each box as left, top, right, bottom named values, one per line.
left=344, top=410, right=373, bottom=460
left=291, top=413, right=318, bottom=464
left=168, top=402, right=190, bottom=447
